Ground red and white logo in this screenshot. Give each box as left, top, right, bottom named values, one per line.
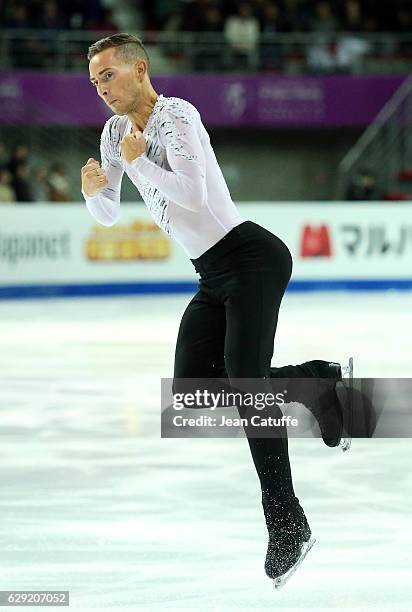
left=300, top=224, right=332, bottom=257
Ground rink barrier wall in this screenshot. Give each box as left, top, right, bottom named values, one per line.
left=1, top=202, right=411, bottom=298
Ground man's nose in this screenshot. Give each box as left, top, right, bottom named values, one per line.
left=97, top=84, right=109, bottom=98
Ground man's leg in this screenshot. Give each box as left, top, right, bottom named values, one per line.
left=222, top=270, right=296, bottom=503
left=180, top=274, right=308, bottom=581
left=173, top=287, right=226, bottom=386
left=221, top=267, right=314, bottom=580
left=173, top=279, right=297, bottom=507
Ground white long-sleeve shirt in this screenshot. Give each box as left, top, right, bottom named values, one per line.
left=83, top=95, right=244, bottom=258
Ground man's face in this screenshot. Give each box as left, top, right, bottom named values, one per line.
left=89, top=47, right=142, bottom=115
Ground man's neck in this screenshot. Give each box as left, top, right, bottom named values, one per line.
left=128, top=91, right=159, bottom=133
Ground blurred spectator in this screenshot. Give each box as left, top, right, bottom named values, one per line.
left=4, top=2, right=31, bottom=29
left=336, top=34, right=369, bottom=73
left=12, top=163, right=34, bottom=202
left=0, top=142, right=9, bottom=169
left=307, top=43, right=336, bottom=72
left=341, top=0, right=362, bottom=31
left=200, top=4, right=224, bottom=33
left=260, top=2, right=284, bottom=71
left=0, top=169, right=16, bottom=203
left=396, top=4, right=412, bottom=33
left=309, top=1, right=339, bottom=34
left=8, top=143, right=29, bottom=176
left=87, top=8, right=118, bottom=33
left=224, top=3, right=260, bottom=70
left=346, top=169, right=382, bottom=200
left=4, top=3, right=46, bottom=68
left=307, top=2, right=341, bottom=73
left=47, top=163, right=71, bottom=201
left=32, top=165, right=49, bottom=201
left=42, top=0, right=64, bottom=29
left=2, top=0, right=412, bottom=74
left=41, top=0, right=64, bottom=66
left=193, top=5, right=224, bottom=71
left=337, top=1, right=369, bottom=73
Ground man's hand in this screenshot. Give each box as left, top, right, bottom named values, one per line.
left=81, top=158, right=108, bottom=197
left=121, top=130, right=146, bottom=164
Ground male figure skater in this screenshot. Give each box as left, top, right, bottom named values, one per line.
left=82, top=33, right=349, bottom=587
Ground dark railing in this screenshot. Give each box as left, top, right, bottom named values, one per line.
left=337, top=74, right=412, bottom=199
left=1, top=29, right=412, bottom=74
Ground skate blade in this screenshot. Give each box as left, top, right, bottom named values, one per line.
left=338, top=356, right=353, bottom=453
left=340, top=436, right=351, bottom=452
left=341, top=356, right=353, bottom=380
left=273, top=537, right=316, bottom=591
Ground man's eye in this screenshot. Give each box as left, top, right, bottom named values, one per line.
left=105, top=73, right=112, bottom=80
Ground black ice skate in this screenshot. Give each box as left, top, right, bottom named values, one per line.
left=304, top=358, right=353, bottom=452
left=263, top=498, right=316, bottom=590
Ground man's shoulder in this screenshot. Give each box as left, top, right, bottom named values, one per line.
left=101, top=114, right=128, bottom=140
left=100, top=115, right=128, bottom=162
left=158, top=96, right=200, bottom=121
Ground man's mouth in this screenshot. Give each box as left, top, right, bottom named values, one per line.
left=108, top=99, right=118, bottom=105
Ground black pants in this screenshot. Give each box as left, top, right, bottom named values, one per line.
left=173, top=221, right=315, bottom=507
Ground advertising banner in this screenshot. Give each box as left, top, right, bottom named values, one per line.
left=0, top=203, right=411, bottom=297
left=0, top=73, right=404, bottom=127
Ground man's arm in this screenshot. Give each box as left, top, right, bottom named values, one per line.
left=82, top=122, right=124, bottom=226
left=129, top=106, right=207, bottom=212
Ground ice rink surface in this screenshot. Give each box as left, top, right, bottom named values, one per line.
left=0, top=291, right=411, bottom=611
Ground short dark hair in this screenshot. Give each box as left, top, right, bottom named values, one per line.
left=87, top=33, right=149, bottom=67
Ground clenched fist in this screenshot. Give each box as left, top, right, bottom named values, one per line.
left=81, top=158, right=108, bottom=197
left=121, top=130, right=146, bottom=164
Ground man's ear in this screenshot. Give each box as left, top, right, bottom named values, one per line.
left=135, top=59, right=147, bottom=81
